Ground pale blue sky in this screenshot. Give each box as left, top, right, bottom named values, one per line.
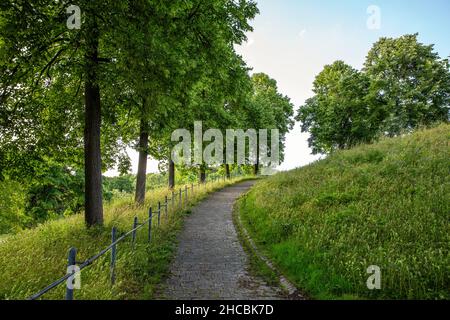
left=107, top=0, right=450, bottom=176
left=235, top=0, right=450, bottom=171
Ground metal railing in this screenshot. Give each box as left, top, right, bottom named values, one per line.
left=27, top=173, right=242, bottom=300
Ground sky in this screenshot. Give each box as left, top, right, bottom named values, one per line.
left=106, top=0, right=450, bottom=176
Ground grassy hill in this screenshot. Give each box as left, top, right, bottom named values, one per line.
left=238, top=124, right=449, bottom=299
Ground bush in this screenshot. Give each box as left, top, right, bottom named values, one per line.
left=25, top=165, right=84, bottom=225
left=0, top=178, right=28, bottom=234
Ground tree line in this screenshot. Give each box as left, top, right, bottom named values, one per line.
left=0, top=1, right=294, bottom=229
left=297, top=34, right=450, bottom=154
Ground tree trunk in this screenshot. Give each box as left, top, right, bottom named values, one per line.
left=168, top=159, right=175, bottom=189
left=84, top=18, right=103, bottom=227
left=199, top=166, right=206, bottom=183
left=225, top=164, right=231, bottom=179
left=253, top=163, right=259, bottom=176
left=135, top=119, right=148, bottom=204
left=254, top=141, right=260, bottom=176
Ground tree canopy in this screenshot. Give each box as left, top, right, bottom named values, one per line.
left=297, top=34, right=450, bottom=154
left=1, top=1, right=296, bottom=230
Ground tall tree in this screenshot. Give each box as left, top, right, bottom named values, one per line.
left=130, top=2, right=258, bottom=190
left=246, top=73, right=294, bottom=174
left=83, top=6, right=103, bottom=225
left=117, top=0, right=258, bottom=202
left=296, top=61, right=377, bottom=154
left=0, top=1, right=153, bottom=226
left=364, top=34, right=450, bottom=136
left=297, top=34, right=450, bottom=156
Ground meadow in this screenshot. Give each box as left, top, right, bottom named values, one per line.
left=238, top=124, right=449, bottom=299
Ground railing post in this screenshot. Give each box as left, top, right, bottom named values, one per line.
left=158, top=201, right=161, bottom=226
left=165, top=196, right=168, bottom=217
left=185, top=185, right=188, bottom=203
left=148, top=207, right=152, bottom=242
left=65, top=247, right=77, bottom=300
left=132, top=217, right=138, bottom=249
left=172, top=190, right=175, bottom=209
left=110, top=227, right=117, bottom=285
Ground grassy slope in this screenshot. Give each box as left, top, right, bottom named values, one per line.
left=238, top=124, right=449, bottom=300
left=0, top=178, right=249, bottom=300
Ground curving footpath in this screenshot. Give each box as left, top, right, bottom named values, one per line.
left=162, top=180, right=284, bottom=300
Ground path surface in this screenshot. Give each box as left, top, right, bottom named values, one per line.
left=163, top=181, right=284, bottom=300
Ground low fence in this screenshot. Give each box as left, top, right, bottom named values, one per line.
left=27, top=173, right=242, bottom=300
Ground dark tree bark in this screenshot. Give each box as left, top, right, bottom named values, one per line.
left=225, top=164, right=231, bottom=179
left=253, top=163, right=259, bottom=176
left=135, top=119, right=149, bottom=205
left=199, top=166, right=206, bottom=183
left=84, top=18, right=103, bottom=227
left=168, top=159, right=175, bottom=189
left=254, top=142, right=260, bottom=176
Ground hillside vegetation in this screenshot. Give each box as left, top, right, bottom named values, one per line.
left=0, top=178, right=248, bottom=300
left=238, top=124, right=449, bottom=299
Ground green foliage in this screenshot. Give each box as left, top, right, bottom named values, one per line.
left=297, top=34, right=450, bottom=154
left=103, top=175, right=135, bottom=202
left=145, top=173, right=168, bottom=191
left=25, top=164, right=84, bottom=225
left=247, top=73, right=295, bottom=162
left=238, top=124, right=450, bottom=299
left=297, top=61, right=379, bottom=154
left=364, top=34, right=450, bottom=136
left=0, top=178, right=27, bottom=234
left=1, top=161, right=88, bottom=235
left=0, top=0, right=260, bottom=224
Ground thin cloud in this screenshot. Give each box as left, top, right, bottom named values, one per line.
left=298, top=29, right=307, bottom=39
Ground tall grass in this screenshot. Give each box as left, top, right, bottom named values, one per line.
left=0, top=177, right=248, bottom=300
left=238, top=124, right=449, bottom=299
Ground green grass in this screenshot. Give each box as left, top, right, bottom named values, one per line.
left=238, top=124, right=449, bottom=300
left=0, top=177, right=250, bottom=300
left=232, top=204, right=281, bottom=289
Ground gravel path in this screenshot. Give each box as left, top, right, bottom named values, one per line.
left=163, top=181, right=284, bottom=300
